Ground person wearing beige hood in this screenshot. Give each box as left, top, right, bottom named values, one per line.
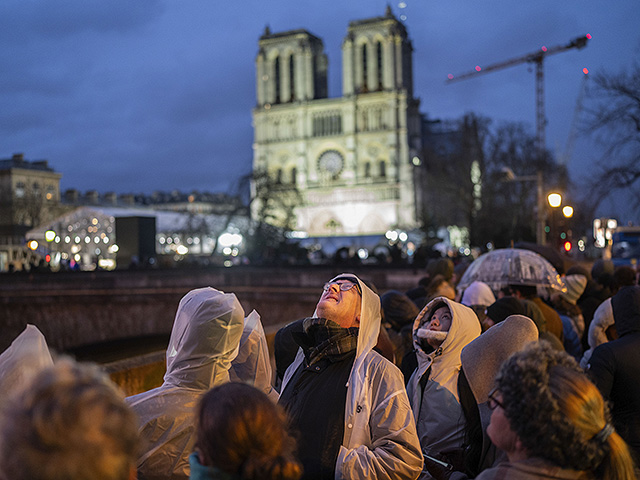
left=406, top=297, right=481, bottom=479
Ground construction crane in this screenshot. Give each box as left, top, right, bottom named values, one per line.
left=560, top=69, right=590, bottom=166
left=445, top=34, right=590, bottom=245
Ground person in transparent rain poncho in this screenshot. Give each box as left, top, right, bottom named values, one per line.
left=229, top=309, right=278, bottom=401
left=127, top=287, right=246, bottom=480
left=0, top=324, right=53, bottom=404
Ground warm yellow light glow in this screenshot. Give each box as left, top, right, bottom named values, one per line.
left=45, top=230, right=56, bottom=242
left=28, top=240, right=39, bottom=250
left=562, top=206, right=574, bottom=218
left=547, top=193, right=562, bottom=208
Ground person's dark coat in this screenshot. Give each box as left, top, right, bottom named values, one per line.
left=587, top=285, right=640, bottom=462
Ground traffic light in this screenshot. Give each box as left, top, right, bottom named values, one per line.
left=563, top=241, right=572, bottom=252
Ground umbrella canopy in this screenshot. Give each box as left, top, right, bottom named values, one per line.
left=457, top=248, right=566, bottom=293
left=513, top=241, right=569, bottom=275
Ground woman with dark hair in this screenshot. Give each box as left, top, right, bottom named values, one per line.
left=477, top=342, right=636, bottom=479
left=191, top=382, right=302, bottom=480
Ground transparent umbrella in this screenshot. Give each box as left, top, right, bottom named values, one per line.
left=457, top=248, right=566, bottom=293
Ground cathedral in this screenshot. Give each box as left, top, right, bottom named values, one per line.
left=251, top=7, right=424, bottom=238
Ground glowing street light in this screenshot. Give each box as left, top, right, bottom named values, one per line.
left=547, top=193, right=562, bottom=208
left=562, top=205, right=574, bottom=218
left=45, top=230, right=56, bottom=242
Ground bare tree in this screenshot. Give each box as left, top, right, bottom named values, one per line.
left=583, top=62, right=640, bottom=215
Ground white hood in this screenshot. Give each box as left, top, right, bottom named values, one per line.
left=408, top=296, right=481, bottom=432
left=164, top=287, right=245, bottom=390
left=229, top=309, right=276, bottom=400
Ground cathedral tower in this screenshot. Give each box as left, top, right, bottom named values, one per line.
left=252, top=8, right=422, bottom=238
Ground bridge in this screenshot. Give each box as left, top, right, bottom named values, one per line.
left=0, top=266, right=423, bottom=394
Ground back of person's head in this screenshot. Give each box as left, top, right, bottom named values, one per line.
left=195, top=382, right=301, bottom=480
left=485, top=296, right=526, bottom=325
left=0, top=358, right=139, bottom=480
left=460, top=281, right=496, bottom=308
left=566, top=264, right=592, bottom=282
left=592, top=259, right=615, bottom=283
left=508, top=284, right=538, bottom=299
left=427, top=257, right=454, bottom=282
left=496, top=343, right=635, bottom=479
left=613, top=266, right=637, bottom=290
left=380, top=290, right=419, bottom=331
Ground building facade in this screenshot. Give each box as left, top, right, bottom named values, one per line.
left=0, top=153, right=63, bottom=270
left=252, top=7, right=423, bottom=237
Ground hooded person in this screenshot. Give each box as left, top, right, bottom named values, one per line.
left=278, top=273, right=423, bottom=480
left=406, top=297, right=481, bottom=479
left=551, top=274, right=588, bottom=360
left=437, top=316, right=539, bottom=480
left=587, top=284, right=640, bottom=462
left=229, top=309, right=277, bottom=401
left=126, top=287, right=245, bottom=480
left=580, top=298, right=614, bottom=368
left=0, top=324, right=53, bottom=403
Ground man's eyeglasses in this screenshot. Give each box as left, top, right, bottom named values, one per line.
left=323, top=282, right=362, bottom=295
left=487, top=387, right=505, bottom=411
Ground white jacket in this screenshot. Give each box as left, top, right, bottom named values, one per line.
left=406, top=297, right=481, bottom=477
left=126, top=287, right=245, bottom=480
left=281, top=273, right=423, bottom=480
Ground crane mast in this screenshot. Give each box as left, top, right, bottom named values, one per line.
left=446, top=35, right=590, bottom=245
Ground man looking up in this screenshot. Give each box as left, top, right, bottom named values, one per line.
left=278, top=273, right=423, bottom=480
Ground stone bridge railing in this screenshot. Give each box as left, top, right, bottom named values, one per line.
left=0, top=266, right=424, bottom=353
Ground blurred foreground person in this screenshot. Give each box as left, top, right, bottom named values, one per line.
left=191, top=382, right=301, bottom=480
left=0, top=324, right=53, bottom=403
left=0, top=358, right=139, bottom=480
left=477, top=342, right=636, bottom=480
left=127, top=287, right=245, bottom=480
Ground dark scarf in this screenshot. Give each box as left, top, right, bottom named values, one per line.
left=295, top=317, right=359, bottom=366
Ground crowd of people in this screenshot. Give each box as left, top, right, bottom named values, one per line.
left=0, top=255, right=639, bottom=480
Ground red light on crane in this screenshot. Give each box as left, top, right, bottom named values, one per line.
left=475, top=66, right=481, bottom=72
left=583, top=67, right=589, bottom=75
left=447, top=73, right=454, bottom=80
left=541, top=46, right=548, bottom=52
left=586, top=33, right=592, bottom=39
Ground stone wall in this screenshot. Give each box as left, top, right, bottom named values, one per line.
left=0, top=266, right=423, bottom=353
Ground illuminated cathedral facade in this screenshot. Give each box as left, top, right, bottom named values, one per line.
left=251, top=7, right=424, bottom=237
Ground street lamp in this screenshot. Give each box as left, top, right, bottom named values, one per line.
left=562, top=205, right=574, bottom=218
left=500, top=167, right=546, bottom=245
left=547, top=193, right=562, bottom=208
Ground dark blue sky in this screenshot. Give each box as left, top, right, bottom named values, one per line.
left=1, top=1, right=638, bottom=222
